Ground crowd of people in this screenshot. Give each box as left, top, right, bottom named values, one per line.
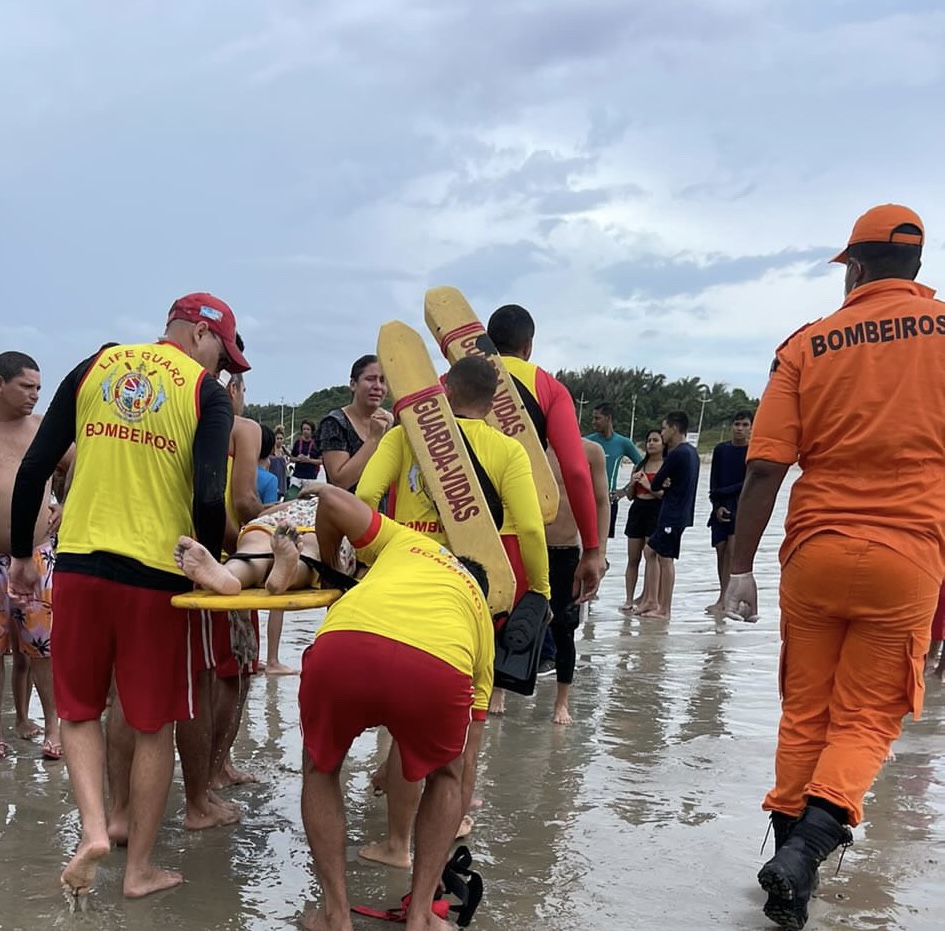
left=1, top=203, right=944, bottom=931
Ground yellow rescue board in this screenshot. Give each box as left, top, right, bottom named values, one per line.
left=377, top=320, right=516, bottom=617
left=171, top=588, right=343, bottom=611
left=424, top=286, right=559, bottom=523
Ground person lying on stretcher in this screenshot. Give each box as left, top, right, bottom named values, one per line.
left=174, top=488, right=355, bottom=596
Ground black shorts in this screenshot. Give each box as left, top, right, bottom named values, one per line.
left=647, top=525, right=684, bottom=560
left=548, top=545, right=581, bottom=631
left=708, top=499, right=738, bottom=547
left=624, top=498, right=661, bottom=540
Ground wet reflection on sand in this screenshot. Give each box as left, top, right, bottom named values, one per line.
left=0, top=466, right=941, bottom=930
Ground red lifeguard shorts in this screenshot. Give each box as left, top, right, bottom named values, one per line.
left=52, top=571, right=195, bottom=732
left=299, top=631, right=474, bottom=781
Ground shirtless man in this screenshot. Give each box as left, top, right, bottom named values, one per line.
left=8, top=293, right=242, bottom=900
left=0, top=351, right=70, bottom=760
left=545, top=439, right=610, bottom=725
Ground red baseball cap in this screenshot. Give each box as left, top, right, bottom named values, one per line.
left=830, top=204, right=924, bottom=264
left=166, top=292, right=250, bottom=374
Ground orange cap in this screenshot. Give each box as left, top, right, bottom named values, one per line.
left=830, top=204, right=924, bottom=264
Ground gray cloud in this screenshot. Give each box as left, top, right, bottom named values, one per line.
left=602, top=248, right=834, bottom=300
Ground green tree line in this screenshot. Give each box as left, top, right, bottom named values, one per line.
left=554, top=366, right=758, bottom=446
left=245, top=366, right=758, bottom=452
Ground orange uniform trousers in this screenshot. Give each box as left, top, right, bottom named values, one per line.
left=764, top=532, right=934, bottom=827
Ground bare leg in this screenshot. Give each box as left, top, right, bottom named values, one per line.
left=705, top=540, right=728, bottom=613
left=177, top=669, right=240, bottom=830
left=405, top=755, right=465, bottom=931
left=552, top=683, right=573, bottom=725
left=359, top=741, right=417, bottom=868
left=106, top=696, right=134, bottom=846
left=926, top=639, right=944, bottom=678
left=13, top=651, right=42, bottom=739
left=642, top=555, right=675, bottom=619
left=635, top=545, right=661, bottom=614
left=209, top=673, right=255, bottom=789
left=29, top=657, right=60, bottom=756
left=123, top=723, right=182, bottom=897
left=620, top=538, right=645, bottom=611
left=265, top=610, right=296, bottom=675
left=301, top=756, right=354, bottom=931
left=59, top=719, right=111, bottom=898
left=0, top=656, right=6, bottom=750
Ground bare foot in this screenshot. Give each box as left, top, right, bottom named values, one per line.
left=208, top=789, right=241, bottom=813
left=223, top=759, right=258, bottom=785
left=488, top=689, right=505, bottom=716
left=174, top=536, right=241, bottom=595
left=300, top=905, right=355, bottom=931
left=404, top=906, right=454, bottom=931
left=123, top=865, right=183, bottom=898
left=264, top=661, right=298, bottom=676
left=107, top=815, right=129, bottom=847
left=61, top=837, right=111, bottom=896
left=704, top=601, right=724, bottom=615
left=639, top=610, right=669, bottom=620
left=883, top=747, right=897, bottom=764
left=184, top=800, right=241, bottom=831
left=552, top=704, right=573, bottom=726
left=634, top=602, right=659, bottom=615
left=15, top=718, right=42, bottom=740
left=370, top=761, right=389, bottom=796
left=358, top=839, right=412, bottom=869
left=455, top=814, right=474, bottom=839
left=266, top=523, right=302, bottom=594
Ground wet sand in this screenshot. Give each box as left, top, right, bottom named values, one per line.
left=1, top=466, right=942, bottom=930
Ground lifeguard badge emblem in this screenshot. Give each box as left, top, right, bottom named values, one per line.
left=101, top=363, right=168, bottom=423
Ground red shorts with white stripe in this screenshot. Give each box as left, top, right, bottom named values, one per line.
left=51, top=571, right=195, bottom=732
left=189, top=609, right=260, bottom=677
left=300, top=631, right=474, bottom=781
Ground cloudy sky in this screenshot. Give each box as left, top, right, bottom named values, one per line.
left=2, top=0, right=944, bottom=410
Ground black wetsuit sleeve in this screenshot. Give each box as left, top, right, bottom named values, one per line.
left=192, top=376, right=233, bottom=560
left=10, top=354, right=96, bottom=558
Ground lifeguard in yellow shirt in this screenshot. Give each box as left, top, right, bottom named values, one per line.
left=353, top=353, right=548, bottom=869
left=357, top=354, right=549, bottom=603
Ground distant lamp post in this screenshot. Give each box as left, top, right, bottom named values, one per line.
left=576, top=392, right=588, bottom=425
left=629, top=393, right=638, bottom=442
left=696, top=386, right=711, bottom=437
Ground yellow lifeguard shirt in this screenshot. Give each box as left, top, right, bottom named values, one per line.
left=58, top=341, right=207, bottom=576
left=356, top=420, right=549, bottom=598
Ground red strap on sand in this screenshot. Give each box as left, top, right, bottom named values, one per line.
left=351, top=897, right=450, bottom=923
left=438, top=321, right=483, bottom=355
left=392, top=383, right=447, bottom=419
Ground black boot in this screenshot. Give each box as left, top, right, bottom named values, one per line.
left=770, top=812, right=799, bottom=851
left=758, top=805, right=853, bottom=930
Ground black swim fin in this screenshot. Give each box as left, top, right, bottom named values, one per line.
left=493, top=591, right=550, bottom=696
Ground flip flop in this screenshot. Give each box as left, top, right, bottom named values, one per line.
left=42, top=740, right=63, bottom=761
left=0, top=741, right=11, bottom=760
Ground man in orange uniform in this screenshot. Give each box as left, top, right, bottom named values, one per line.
left=725, top=205, right=941, bottom=930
